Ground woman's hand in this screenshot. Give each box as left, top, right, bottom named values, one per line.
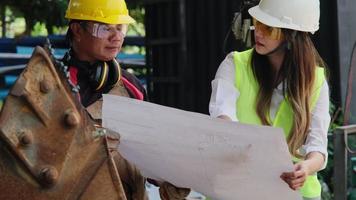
left=280, top=151, right=324, bottom=190
left=280, top=161, right=310, bottom=190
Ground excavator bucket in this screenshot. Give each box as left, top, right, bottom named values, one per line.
left=0, top=46, right=126, bottom=200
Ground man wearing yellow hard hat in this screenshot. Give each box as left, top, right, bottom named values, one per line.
left=64, top=0, right=190, bottom=199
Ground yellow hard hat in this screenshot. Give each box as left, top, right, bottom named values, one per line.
left=65, top=0, right=135, bottom=24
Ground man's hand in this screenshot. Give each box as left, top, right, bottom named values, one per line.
left=147, top=179, right=190, bottom=200
left=217, top=115, right=232, bottom=121
left=159, top=182, right=190, bottom=200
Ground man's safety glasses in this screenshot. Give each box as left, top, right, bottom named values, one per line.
left=251, top=18, right=283, bottom=40
left=80, top=22, right=128, bottom=39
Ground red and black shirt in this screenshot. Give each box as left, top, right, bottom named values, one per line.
left=66, top=58, right=147, bottom=107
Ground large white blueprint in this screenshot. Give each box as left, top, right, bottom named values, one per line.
left=102, top=95, right=302, bottom=200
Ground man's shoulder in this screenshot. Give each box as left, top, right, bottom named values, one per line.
left=120, top=69, right=147, bottom=101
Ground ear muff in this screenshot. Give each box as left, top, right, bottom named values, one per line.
left=64, top=49, right=121, bottom=92
left=105, top=59, right=121, bottom=89
left=90, top=61, right=109, bottom=91
left=90, top=59, right=121, bottom=91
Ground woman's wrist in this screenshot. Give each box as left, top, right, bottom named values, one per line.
left=304, top=151, right=325, bottom=175
left=300, top=160, right=312, bottom=176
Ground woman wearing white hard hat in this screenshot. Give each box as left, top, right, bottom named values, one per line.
left=209, top=0, right=329, bottom=199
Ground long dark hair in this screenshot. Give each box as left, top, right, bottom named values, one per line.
left=251, top=30, right=326, bottom=158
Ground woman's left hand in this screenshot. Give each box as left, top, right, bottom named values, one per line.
left=280, top=161, right=310, bottom=190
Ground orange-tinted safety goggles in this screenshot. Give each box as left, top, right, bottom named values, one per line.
left=252, top=18, right=283, bottom=40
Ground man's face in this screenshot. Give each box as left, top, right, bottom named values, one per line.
left=73, top=21, right=127, bottom=62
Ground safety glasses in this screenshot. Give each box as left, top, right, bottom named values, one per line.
left=251, top=18, right=283, bottom=40
left=80, top=22, right=128, bottom=39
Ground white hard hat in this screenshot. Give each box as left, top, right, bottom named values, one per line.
left=248, top=0, right=320, bottom=34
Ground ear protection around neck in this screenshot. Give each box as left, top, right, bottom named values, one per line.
left=63, top=50, right=121, bottom=92
left=89, top=59, right=121, bottom=91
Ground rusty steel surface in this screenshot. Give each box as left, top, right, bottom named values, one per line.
left=0, top=46, right=128, bottom=200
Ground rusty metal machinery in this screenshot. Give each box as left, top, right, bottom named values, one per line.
left=0, top=46, right=127, bottom=200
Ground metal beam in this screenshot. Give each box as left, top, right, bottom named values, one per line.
left=336, top=0, right=356, bottom=119
left=334, top=125, right=356, bottom=200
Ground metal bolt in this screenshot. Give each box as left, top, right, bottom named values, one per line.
left=65, top=110, right=80, bottom=127
left=39, top=166, right=58, bottom=187
left=19, top=130, right=33, bottom=146
left=40, top=79, right=51, bottom=93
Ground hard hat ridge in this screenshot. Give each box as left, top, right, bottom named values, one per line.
left=65, top=0, right=135, bottom=25
left=248, top=0, right=320, bottom=34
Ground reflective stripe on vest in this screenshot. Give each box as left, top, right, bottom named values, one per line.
left=233, top=49, right=325, bottom=198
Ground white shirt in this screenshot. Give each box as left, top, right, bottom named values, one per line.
left=209, top=52, right=330, bottom=169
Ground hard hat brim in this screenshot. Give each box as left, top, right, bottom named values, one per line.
left=248, top=6, right=317, bottom=33
left=107, top=15, right=136, bottom=25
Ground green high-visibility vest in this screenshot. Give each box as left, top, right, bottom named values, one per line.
left=233, top=49, right=325, bottom=198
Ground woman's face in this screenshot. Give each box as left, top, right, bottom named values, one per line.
left=253, top=19, right=284, bottom=55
